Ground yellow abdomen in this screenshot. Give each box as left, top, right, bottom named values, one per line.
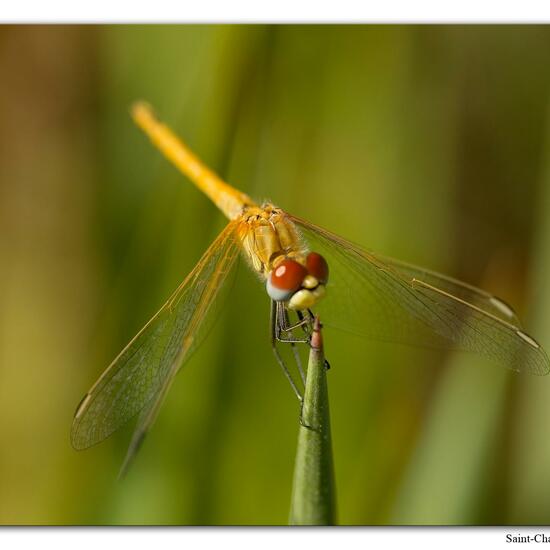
left=131, top=103, right=309, bottom=278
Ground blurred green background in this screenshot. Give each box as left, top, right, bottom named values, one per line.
left=1, top=24, right=550, bottom=525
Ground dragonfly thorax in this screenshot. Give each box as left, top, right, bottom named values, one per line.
left=239, top=203, right=306, bottom=275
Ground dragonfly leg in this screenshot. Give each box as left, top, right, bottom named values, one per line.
left=274, top=302, right=311, bottom=344
left=296, top=310, right=313, bottom=336
left=270, top=300, right=303, bottom=401
left=282, top=315, right=310, bottom=332
left=282, top=308, right=308, bottom=383
left=281, top=307, right=313, bottom=334
left=290, top=342, right=306, bottom=385
left=299, top=411, right=315, bottom=431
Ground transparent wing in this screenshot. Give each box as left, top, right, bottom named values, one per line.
left=71, top=220, right=241, bottom=451
left=378, top=255, right=522, bottom=326
left=286, top=213, right=549, bottom=376
left=118, top=372, right=174, bottom=478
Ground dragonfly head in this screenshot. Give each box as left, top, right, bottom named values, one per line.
left=266, top=252, right=329, bottom=310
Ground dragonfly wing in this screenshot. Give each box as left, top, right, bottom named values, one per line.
left=71, top=220, right=241, bottom=451
left=378, top=255, right=522, bottom=326
left=287, top=213, right=549, bottom=375
left=118, top=379, right=173, bottom=478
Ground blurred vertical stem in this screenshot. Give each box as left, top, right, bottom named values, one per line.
left=289, top=318, right=336, bottom=525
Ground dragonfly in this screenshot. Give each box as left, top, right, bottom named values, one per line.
left=71, top=102, right=550, bottom=474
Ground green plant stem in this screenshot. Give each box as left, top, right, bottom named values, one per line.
left=289, top=317, right=336, bottom=525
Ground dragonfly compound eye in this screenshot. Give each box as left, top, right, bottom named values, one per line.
left=266, top=259, right=307, bottom=301
left=306, top=252, right=329, bottom=285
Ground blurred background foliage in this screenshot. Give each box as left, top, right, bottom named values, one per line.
left=0, top=24, right=550, bottom=525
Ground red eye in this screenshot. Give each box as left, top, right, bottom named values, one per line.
left=270, top=259, right=307, bottom=292
left=306, top=252, right=329, bottom=284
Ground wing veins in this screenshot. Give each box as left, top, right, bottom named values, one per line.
left=286, top=212, right=549, bottom=375
left=71, top=221, right=241, bottom=450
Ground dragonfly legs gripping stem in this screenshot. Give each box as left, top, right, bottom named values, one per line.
left=270, top=301, right=316, bottom=400
left=271, top=341, right=303, bottom=401
left=275, top=302, right=313, bottom=344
